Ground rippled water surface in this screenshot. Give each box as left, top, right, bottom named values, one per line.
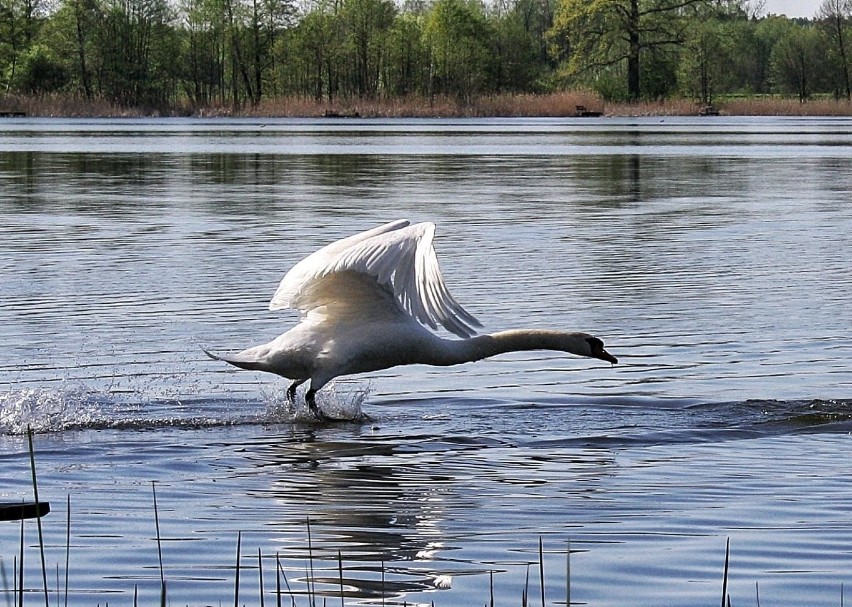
left=1, top=117, right=851, bottom=606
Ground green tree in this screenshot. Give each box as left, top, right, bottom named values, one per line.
left=95, top=0, right=178, bottom=107
left=284, top=8, right=344, bottom=100
left=770, top=21, right=825, bottom=101
left=1, top=0, right=48, bottom=92
left=491, top=0, right=549, bottom=91
left=179, top=0, right=227, bottom=107
left=9, top=43, right=69, bottom=93
left=818, top=0, right=852, bottom=99
left=384, top=12, right=428, bottom=96
left=340, top=0, right=395, bottom=97
left=33, top=0, right=98, bottom=97
left=549, top=0, right=711, bottom=101
left=677, top=17, right=730, bottom=103
left=425, top=0, right=493, bottom=100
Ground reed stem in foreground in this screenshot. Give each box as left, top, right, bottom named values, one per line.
left=151, top=481, right=166, bottom=607
left=27, top=426, right=49, bottom=607
left=721, top=537, right=731, bottom=607
left=64, top=494, right=70, bottom=607
left=234, top=531, right=242, bottom=607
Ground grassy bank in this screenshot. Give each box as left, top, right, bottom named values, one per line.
left=5, top=92, right=852, bottom=119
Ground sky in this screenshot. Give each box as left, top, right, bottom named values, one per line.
left=764, top=0, right=822, bottom=18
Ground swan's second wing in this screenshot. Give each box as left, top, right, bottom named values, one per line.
left=269, top=221, right=481, bottom=338
left=269, top=219, right=408, bottom=310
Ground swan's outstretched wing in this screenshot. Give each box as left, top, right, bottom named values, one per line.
left=269, top=220, right=481, bottom=338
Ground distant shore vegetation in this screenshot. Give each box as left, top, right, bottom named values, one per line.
left=2, top=0, right=852, bottom=117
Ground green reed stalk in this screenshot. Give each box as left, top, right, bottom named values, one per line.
left=538, top=537, right=545, bottom=607
left=720, top=537, right=730, bottom=607
left=276, top=553, right=296, bottom=607
left=233, top=531, right=242, bottom=607
left=151, top=482, right=166, bottom=607
left=63, top=495, right=70, bottom=607
left=275, top=553, right=281, bottom=607
left=18, top=520, right=24, bottom=607
left=565, top=540, right=571, bottom=607
left=26, top=426, right=49, bottom=607
left=338, top=550, right=344, bottom=607
left=489, top=570, right=494, bottom=607
left=258, top=548, right=265, bottom=607
left=306, top=517, right=316, bottom=607
left=521, top=563, right=530, bottom=607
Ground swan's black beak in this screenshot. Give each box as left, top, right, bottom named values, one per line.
left=597, top=349, right=618, bottom=365
left=587, top=337, right=618, bottom=365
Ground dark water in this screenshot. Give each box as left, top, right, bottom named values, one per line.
left=1, top=117, right=851, bottom=606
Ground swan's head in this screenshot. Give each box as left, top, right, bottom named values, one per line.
left=584, top=335, right=618, bottom=365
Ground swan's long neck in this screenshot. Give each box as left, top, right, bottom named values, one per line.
left=424, top=330, right=592, bottom=366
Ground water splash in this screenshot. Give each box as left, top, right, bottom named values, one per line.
left=0, top=385, right=111, bottom=435
left=262, top=380, right=372, bottom=423
left=0, top=380, right=373, bottom=435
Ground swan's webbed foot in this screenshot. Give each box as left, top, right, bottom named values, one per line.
left=287, top=380, right=305, bottom=404
left=305, top=388, right=329, bottom=421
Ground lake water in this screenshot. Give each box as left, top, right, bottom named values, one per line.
left=1, top=116, right=850, bottom=606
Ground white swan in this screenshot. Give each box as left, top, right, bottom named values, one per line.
left=206, top=220, right=617, bottom=419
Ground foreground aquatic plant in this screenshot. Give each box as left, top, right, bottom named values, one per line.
left=6, top=456, right=839, bottom=607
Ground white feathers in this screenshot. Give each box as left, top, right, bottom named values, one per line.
left=268, top=220, right=481, bottom=338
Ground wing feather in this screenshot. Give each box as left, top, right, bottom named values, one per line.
left=268, top=220, right=481, bottom=338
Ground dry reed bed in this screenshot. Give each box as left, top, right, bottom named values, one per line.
left=4, top=92, right=852, bottom=118
left=721, top=97, right=852, bottom=116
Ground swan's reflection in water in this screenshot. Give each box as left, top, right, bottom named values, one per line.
left=238, top=416, right=617, bottom=604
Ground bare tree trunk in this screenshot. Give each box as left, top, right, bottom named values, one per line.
left=627, top=0, right=640, bottom=101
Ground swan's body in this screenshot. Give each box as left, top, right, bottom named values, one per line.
left=206, top=220, right=617, bottom=419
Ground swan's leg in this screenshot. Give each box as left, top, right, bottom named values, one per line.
left=305, top=388, right=328, bottom=421
left=286, top=379, right=305, bottom=403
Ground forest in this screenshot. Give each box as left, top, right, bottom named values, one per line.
left=1, top=0, right=851, bottom=114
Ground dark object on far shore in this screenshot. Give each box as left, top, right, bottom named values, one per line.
left=0, top=501, right=50, bottom=521
left=324, top=109, right=360, bottom=118
left=0, top=110, right=27, bottom=117
left=699, top=105, right=720, bottom=116
left=575, top=105, right=603, bottom=117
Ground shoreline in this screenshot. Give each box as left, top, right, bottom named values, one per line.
left=4, top=92, right=852, bottom=119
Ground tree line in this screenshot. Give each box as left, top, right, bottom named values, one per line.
left=1, top=0, right=851, bottom=111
